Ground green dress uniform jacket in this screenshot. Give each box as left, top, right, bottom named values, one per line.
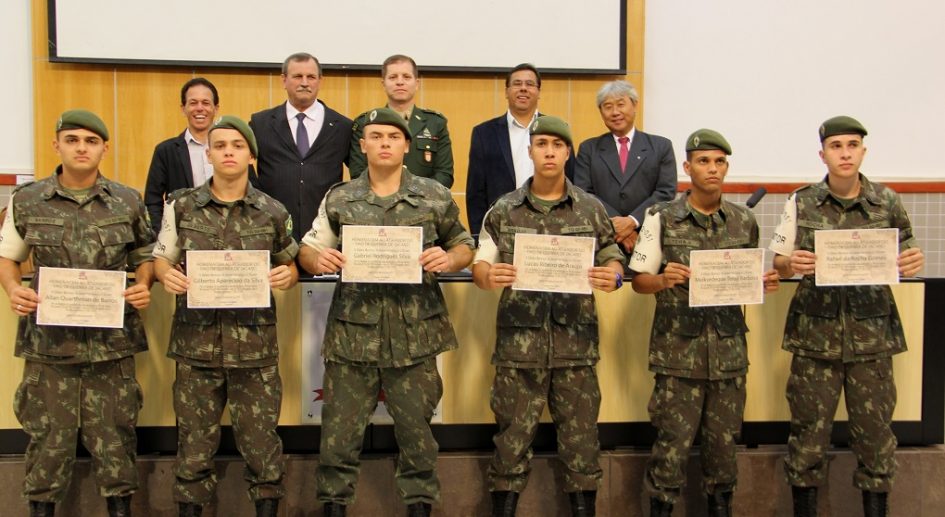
left=349, top=106, right=454, bottom=187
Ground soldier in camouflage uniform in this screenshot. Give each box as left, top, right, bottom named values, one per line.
left=348, top=54, right=454, bottom=187
left=472, top=116, right=625, bottom=517
left=153, top=116, right=299, bottom=517
left=770, top=116, right=924, bottom=517
left=630, top=130, right=780, bottom=517
left=0, top=110, right=154, bottom=517
left=299, top=108, right=474, bottom=517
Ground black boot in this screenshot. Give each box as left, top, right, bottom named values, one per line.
left=791, top=486, right=817, bottom=517
left=649, top=497, right=673, bottom=517
left=407, top=502, right=432, bottom=517
left=569, top=491, right=596, bottom=517
left=323, top=501, right=347, bottom=517
left=862, top=491, right=888, bottom=517
left=107, top=495, right=133, bottom=517
left=707, top=491, right=732, bottom=517
left=491, top=491, right=519, bottom=517
left=28, top=501, right=55, bottom=517
left=255, top=498, right=279, bottom=517
left=178, top=502, right=203, bottom=517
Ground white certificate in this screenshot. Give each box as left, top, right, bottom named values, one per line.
left=689, top=248, right=765, bottom=307
left=36, top=267, right=126, bottom=328
left=341, top=225, right=423, bottom=284
left=512, top=233, right=595, bottom=295
left=815, top=228, right=899, bottom=286
left=186, top=250, right=271, bottom=308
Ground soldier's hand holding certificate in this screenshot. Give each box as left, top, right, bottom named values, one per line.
left=814, top=228, right=899, bottom=286
left=689, top=248, right=765, bottom=307
left=186, top=250, right=271, bottom=308
left=512, top=233, right=596, bottom=294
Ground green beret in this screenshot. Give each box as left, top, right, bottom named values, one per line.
left=56, top=109, right=109, bottom=141
left=819, top=115, right=867, bottom=142
left=529, top=115, right=572, bottom=148
left=209, top=115, right=258, bottom=157
left=686, top=128, right=732, bottom=155
left=363, top=107, right=411, bottom=141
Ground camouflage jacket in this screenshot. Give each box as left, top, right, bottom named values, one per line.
left=158, top=181, right=298, bottom=367
left=349, top=106, right=454, bottom=187
left=482, top=179, right=625, bottom=368
left=321, top=172, right=473, bottom=367
left=639, top=195, right=757, bottom=379
left=779, top=175, right=914, bottom=362
left=3, top=169, right=154, bottom=364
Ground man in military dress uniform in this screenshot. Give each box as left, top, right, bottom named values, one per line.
left=472, top=116, right=625, bottom=517
left=348, top=54, right=455, bottom=187
left=0, top=110, right=155, bottom=517
left=153, top=116, right=299, bottom=517
left=629, top=129, right=779, bottom=517
left=770, top=116, right=924, bottom=517
left=299, top=108, right=474, bottom=517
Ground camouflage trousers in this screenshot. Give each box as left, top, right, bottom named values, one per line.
left=172, top=362, right=284, bottom=503
left=13, top=357, right=142, bottom=502
left=488, top=365, right=603, bottom=493
left=645, top=374, right=746, bottom=504
left=316, top=358, right=443, bottom=505
left=784, top=355, right=897, bottom=491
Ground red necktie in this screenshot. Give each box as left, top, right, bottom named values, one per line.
left=618, top=136, right=630, bottom=172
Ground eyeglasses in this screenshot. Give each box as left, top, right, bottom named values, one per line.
left=509, top=80, right=539, bottom=89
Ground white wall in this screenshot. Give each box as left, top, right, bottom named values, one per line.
left=1, top=0, right=33, bottom=174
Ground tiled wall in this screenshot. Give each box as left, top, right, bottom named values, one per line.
left=2, top=183, right=943, bottom=277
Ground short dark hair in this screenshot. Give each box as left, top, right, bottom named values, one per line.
left=382, top=54, right=418, bottom=78
left=282, top=52, right=322, bottom=76
left=505, top=63, right=541, bottom=88
left=180, top=77, right=219, bottom=106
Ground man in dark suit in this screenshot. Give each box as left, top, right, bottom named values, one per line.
left=574, top=80, right=677, bottom=252
left=144, top=78, right=219, bottom=234
left=250, top=52, right=352, bottom=242
left=465, top=63, right=575, bottom=238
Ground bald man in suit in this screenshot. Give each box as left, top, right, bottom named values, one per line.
left=574, top=80, right=676, bottom=252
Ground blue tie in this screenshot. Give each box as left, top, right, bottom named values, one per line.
left=296, top=113, right=310, bottom=157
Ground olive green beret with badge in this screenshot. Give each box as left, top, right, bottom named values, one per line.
left=686, top=128, right=732, bottom=155
left=56, top=109, right=109, bottom=141
left=209, top=115, right=258, bottom=157
left=819, top=115, right=867, bottom=142
left=364, top=107, right=412, bottom=141
left=529, top=115, right=573, bottom=148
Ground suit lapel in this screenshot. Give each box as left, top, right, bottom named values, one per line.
left=308, top=101, right=340, bottom=159
left=625, top=131, right=649, bottom=180
left=597, top=135, right=628, bottom=186
left=271, top=103, right=298, bottom=156
left=175, top=133, right=195, bottom=188
left=495, top=116, right=515, bottom=183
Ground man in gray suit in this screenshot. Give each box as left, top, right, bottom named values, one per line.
left=574, top=80, right=676, bottom=252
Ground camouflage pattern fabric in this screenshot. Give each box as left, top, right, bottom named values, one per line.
left=644, top=374, right=746, bottom=504
left=172, top=363, right=284, bottom=503
left=316, top=359, right=443, bottom=505
left=319, top=172, right=473, bottom=367
left=481, top=178, right=625, bottom=369
left=779, top=175, right=914, bottom=362
left=488, top=365, right=603, bottom=493
left=638, top=195, right=758, bottom=379
left=784, top=355, right=897, bottom=492
left=14, top=358, right=142, bottom=502
left=778, top=175, right=912, bottom=491
left=7, top=170, right=153, bottom=363
left=161, top=181, right=298, bottom=368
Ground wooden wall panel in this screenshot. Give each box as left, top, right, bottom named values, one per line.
left=199, top=70, right=275, bottom=122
